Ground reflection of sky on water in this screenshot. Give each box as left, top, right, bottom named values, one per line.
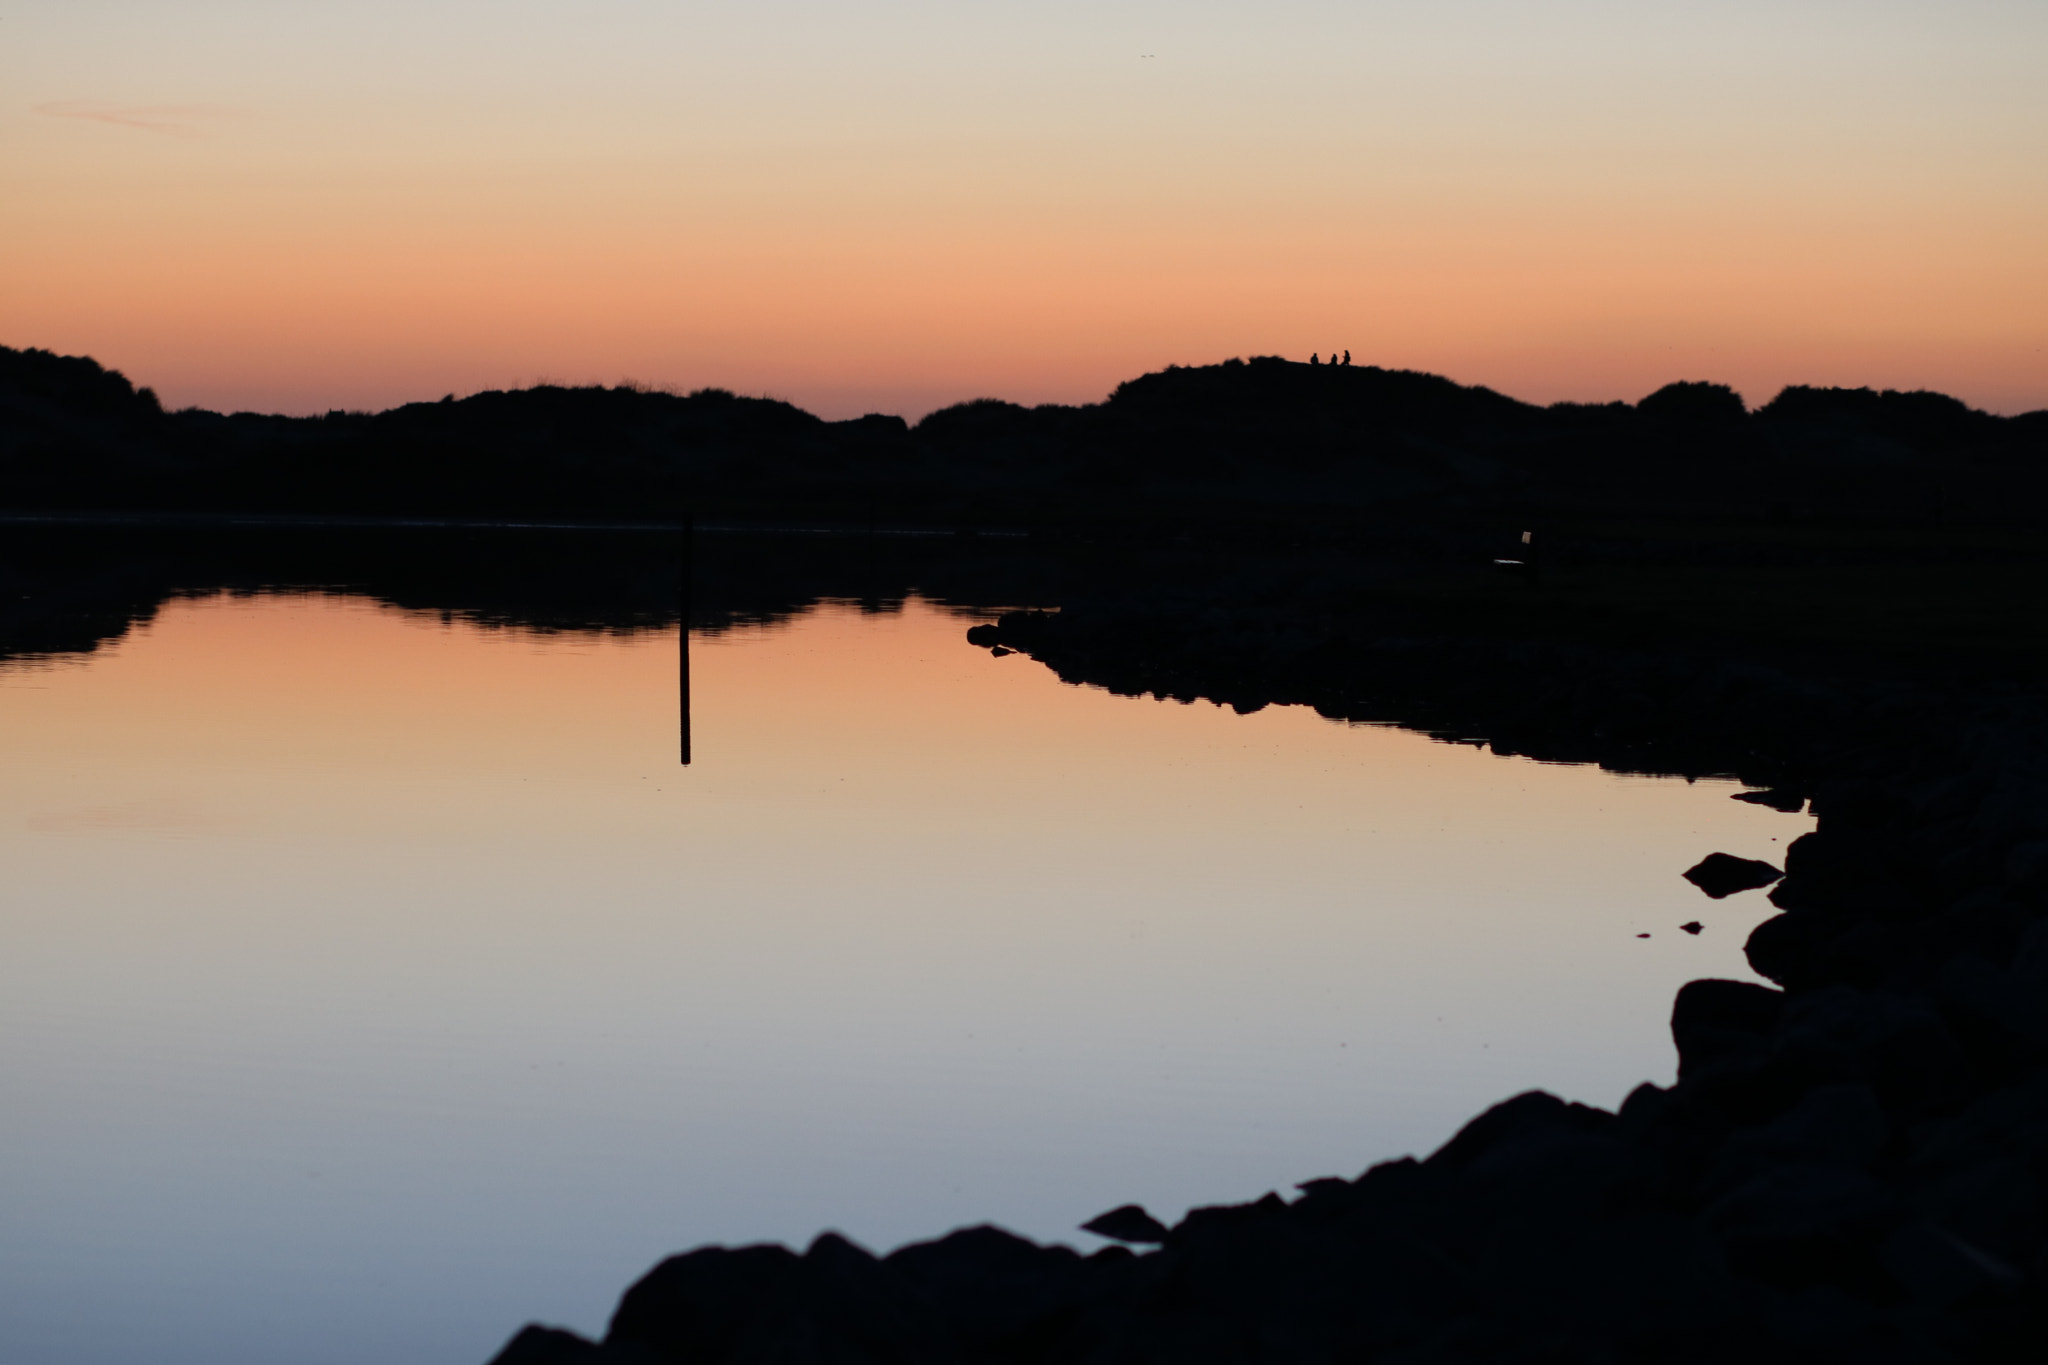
left=0, top=593, right=1808, bottom=1365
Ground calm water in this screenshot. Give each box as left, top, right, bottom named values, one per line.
left=0, top=591, right=1807, bottom=1365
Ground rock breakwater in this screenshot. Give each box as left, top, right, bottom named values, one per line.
left=491, top=604, right=2048, bottom=1363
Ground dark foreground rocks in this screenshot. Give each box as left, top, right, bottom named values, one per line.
left=495, top=1036, right=2046, bottom=1362
left=1684, top=853, right=1784, bottom=899
left=491, top=608, right=2048, bottom=1363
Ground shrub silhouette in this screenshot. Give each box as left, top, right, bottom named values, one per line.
left=3, top=343, right=2044, bottom=526
left=1636, top=380, right=1746, bottom=427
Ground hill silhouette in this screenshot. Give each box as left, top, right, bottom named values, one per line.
left=3, top=345, right=2044, bottom=528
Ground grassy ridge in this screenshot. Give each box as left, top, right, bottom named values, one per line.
left=5, top=344, right=2044, bottom=530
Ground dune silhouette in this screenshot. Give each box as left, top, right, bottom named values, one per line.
left=3, top=344, right=2044, bottom=529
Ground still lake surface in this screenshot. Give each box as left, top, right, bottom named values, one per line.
left=0, top=589, right=1807, bottom=1365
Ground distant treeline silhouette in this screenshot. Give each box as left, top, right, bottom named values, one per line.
left=4, top=344, right=2044, bottom=527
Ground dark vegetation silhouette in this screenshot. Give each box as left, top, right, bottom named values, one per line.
left=4, top=344, right=2044, bottom=529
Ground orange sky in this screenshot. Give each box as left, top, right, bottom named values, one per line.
left=4, top=0, right=2044, bottom=417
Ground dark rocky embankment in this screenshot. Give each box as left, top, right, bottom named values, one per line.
left=490, top=596, right=2048, bottom=1362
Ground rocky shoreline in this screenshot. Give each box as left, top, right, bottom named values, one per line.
left=492, top=602, right=2048, bottom=1363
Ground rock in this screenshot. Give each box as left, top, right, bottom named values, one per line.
left=2003, top=839, right=2048, bottom=904
left=1882, top=1223, right=2025, bottom=1306
left=884, top=1225, right=1093, bottom=1350
left=1810, top=777, right=1905, bottom=829
left=1715, top=1083, right=1888, bottom=1176
left=1703, top=1163, right=1896, bottom=1295
left=1671, top=978, right=1785, bottom=1079
left=1909, top=1159, right=2042, bottom=1264
left=1424, top=1090, right=1615, bottom=1178
left=1734, top=788, right=1809, bottom=813
left=604, top=1244, right=807, bottom=1362
left=1770, top=830, right=1922, bottom=919
left=1684, top=852, right=1784, bottom=899
left=601, top=1233, right=952, bottom=1363
left=1772, top=986, right=1968, bottom=1110
left=485, top=1326, right=601, bottom=1365
left=1744, top=910, right=1843, bottom=988
left=484, top=1329, right=667, bottom=1365
left=1080, top=1203, right=1169, bottom=1243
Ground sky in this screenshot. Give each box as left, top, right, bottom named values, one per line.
left=4, top=0, right=2044, bottom=418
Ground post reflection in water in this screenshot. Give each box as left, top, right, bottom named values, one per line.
left=0, top=592, right=1810, bottom=1365
left=679, top=518, right=692, bottom=767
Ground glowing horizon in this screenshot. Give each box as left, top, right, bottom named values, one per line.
left=5, top=0, right=2044, bottom=420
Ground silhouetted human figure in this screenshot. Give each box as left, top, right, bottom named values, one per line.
left=1343, top=350, right=1351, bottom=366
left=1310, top=353, right=1320, bottom=366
